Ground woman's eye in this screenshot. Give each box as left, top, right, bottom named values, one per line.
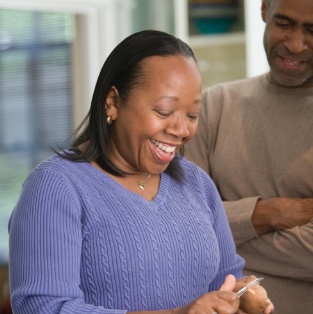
left=155, top=110, right=172, bottom=118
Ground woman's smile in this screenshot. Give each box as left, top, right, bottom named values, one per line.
left=150, top=139, right=177, bottom=164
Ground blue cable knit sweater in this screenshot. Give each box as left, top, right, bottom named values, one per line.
left=9, top=155, right=244, bottom=314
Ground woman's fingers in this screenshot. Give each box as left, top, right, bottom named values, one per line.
left=219, top=274, right=236, bottom=292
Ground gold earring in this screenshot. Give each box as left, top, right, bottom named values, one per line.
left=106, top=116, right=112, bottom=124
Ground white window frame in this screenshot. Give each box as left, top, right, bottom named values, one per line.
left=244, top=0, right=269, bottom=77
left=0, top=0, right=134, bottom=127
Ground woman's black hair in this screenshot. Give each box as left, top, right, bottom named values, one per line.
left=60, top=29, right=197, bottom=180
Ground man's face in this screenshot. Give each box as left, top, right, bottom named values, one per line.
left=262, top=0, right=313, bottom=87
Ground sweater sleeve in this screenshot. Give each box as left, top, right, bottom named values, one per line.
left=8, top=168, right=127, bottom=314
left=237, top=220, right=313, bottom=282
left=223, top=197, right=260, bottom=246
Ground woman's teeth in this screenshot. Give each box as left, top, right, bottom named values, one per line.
left=151, top=139, right=176, bottom=153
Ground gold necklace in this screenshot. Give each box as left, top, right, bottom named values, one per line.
left=138, top=174, right=151, bottom=190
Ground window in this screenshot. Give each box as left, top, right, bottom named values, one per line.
left=0, top=10, right=74, bottom=263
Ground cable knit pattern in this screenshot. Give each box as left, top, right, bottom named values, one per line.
left=9, top=155, right=244, bottom=314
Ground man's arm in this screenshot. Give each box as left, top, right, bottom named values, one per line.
left=237, top=219, right=313, bottom=282
left=232, top=197, right=313, bottom=281
left=251, top=198, right=313, bottom=235
left=226, top=197, right=313, bottom=245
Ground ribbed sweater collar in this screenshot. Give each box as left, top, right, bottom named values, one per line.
left=260, top=73, right=313, bottom=96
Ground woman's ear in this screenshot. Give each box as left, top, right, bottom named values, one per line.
left=105, top=86, right=119, bottom=120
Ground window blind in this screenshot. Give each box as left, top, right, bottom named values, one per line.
left=0, top=10, right=74, bottom=263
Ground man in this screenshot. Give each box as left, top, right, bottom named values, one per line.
left=185, top=0, right=313, bottom=313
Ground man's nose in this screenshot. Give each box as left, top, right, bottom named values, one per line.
left=284, top=29, right=308, bottom=54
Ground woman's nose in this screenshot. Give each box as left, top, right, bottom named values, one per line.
left=165, top=116, right=190, bottom=139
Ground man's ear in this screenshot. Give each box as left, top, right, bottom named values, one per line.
left=261, top=0, right=267, bottom=22
left=105, top=86, right=119, bottom=120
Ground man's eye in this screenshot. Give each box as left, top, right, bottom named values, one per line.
left=277, top=22, right=289, bottom=27
left=188, top=115, right=198, bottom=121
left=275, top=20, right=291, bottom=28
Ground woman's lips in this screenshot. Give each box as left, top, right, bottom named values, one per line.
left=150, top=139, right=177, bottom=164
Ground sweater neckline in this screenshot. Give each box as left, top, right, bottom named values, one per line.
left=84, top=160, right=169, bottom=206
left=260, top=73, right=313, bottom=96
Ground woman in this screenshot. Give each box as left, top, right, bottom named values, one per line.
left=9, top=30, right=273, bottom=314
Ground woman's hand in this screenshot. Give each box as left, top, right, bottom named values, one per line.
left=173, top=275, right=239, bottom=314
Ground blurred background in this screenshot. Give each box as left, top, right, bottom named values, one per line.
left=0, top=0, right=268, bottom=309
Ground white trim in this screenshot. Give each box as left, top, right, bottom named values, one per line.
left=244, top=0, right=269, bottom=77
left=173, top=0, right=189, bottom=42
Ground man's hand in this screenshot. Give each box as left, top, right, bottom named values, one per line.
left=251, top=197, right=313, bottom=235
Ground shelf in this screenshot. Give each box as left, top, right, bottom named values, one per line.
left=172, top=0, right=246, bottom=87
left=189, top=31, right=245, bottom=47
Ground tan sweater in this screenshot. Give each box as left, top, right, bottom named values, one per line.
left=185, top=73, right=313, bottom=314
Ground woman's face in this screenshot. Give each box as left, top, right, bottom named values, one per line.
left=106, top=55, right=202, bottom=175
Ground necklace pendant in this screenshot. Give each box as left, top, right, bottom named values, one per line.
left=137, top=173, right=151, bottom=191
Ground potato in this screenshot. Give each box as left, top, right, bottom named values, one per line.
left=234, top=276, right=271, bottom=314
